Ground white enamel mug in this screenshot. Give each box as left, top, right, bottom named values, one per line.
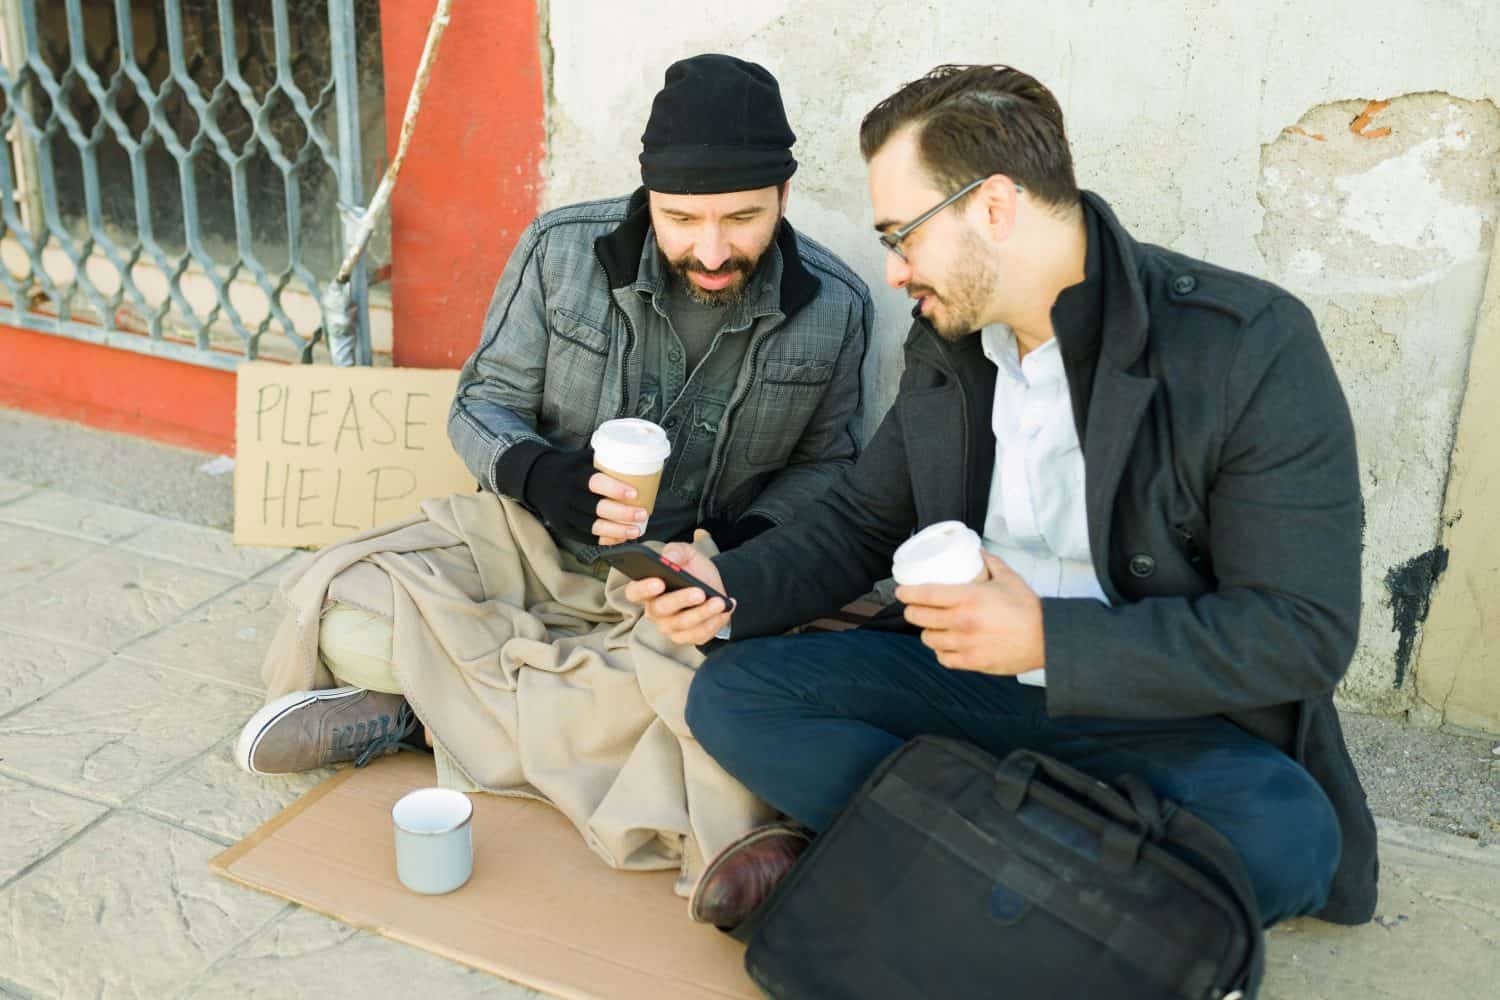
left=392, top=787, right=473, bottom=894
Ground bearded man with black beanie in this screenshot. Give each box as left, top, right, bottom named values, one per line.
left=236, top=56, right=872, bottom=825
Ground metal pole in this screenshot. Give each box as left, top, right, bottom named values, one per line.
left=0, top=0, right=44, bottom=241
left=326, top=0, right=369, bottom=366
left=336, top=0, right=452, bottom=287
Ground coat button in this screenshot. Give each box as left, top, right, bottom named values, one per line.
left=1128, top=554, right=1156, bottom=578
left=1171, top=274, right=1197, bottom=295
left=663, top=415, right=680, bottom=429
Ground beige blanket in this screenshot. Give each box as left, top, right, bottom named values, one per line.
left=260, top=491, right=774, bottom=895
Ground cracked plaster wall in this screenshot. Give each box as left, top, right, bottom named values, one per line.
left=1258, top=93, right=1500, bottom=716
left=542, top=0, right=1500, bottom=718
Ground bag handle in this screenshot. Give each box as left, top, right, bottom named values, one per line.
left=993, top=753, right=1037, bottom=810
left=995, top=750, right=1160, bottom=835
left=1113, top=771, right=1167, bottom=839
left=994, top=752, right=1172, bottom=870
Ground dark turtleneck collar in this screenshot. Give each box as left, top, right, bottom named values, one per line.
left=593, top=187, right=821, bottom=321
left=1050, top=197, right=1105, bottom=362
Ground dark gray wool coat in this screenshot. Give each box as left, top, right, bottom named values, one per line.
left=715, top=191, right=1377, bottom=926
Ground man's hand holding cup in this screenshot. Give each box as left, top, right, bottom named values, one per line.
left=627, top=531, right=734, bottom=646
left=520, top=419, right=670, bottom=546
left=891, top=521, right=1045, bottom=679
left=591, top=419, right=672, bottom=546
left=587, top=470, right=650, bottom=544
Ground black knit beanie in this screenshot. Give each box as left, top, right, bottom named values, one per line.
left=639, top=54, right=797, bottom=194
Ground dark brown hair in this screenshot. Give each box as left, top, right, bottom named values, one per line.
left=859, top=65, right=1079, bottom=209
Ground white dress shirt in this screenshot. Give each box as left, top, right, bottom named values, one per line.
left=980, top=324, right=1110, bottom=686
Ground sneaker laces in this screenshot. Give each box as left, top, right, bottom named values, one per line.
left=348, top=703, right=420, bottom=768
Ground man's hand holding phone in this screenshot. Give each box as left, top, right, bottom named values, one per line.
left=625, top=531, right=734, bottom=645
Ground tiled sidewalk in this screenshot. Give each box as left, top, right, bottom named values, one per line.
left=0, top=476, right=535, bottom=998
left=0, top=472, right=1496, bottom=998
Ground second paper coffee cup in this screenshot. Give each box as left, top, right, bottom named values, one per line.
left=892, top=521, right=988, bottom=586
left=591, top=419, right=672, bottom=518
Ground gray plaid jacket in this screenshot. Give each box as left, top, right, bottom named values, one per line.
left=448, top=189, right=872, bottom=530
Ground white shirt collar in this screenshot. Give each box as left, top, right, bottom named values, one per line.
left=981, top=324, right=1062, bottom=383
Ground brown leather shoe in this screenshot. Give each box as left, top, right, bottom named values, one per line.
left=690, top=822, right=812, bottom=930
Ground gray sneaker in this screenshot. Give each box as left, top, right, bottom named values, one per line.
left=234, top=686, right=419, bottom=775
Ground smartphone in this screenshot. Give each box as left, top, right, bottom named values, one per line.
left=593, top=543, right=729, bottom=605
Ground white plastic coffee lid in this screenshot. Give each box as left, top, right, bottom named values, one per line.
left=591, top=419, right=671, bottom=474
left=892, top=521, right=986, bottom=586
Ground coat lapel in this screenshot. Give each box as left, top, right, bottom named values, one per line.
left=904, top=328, right=996, bottom=531
left=1057, top=193, right=1158, bottom=602
left=1082, top=367, right=1156, bottom=603
left=899, top=381, right=971, bottom=526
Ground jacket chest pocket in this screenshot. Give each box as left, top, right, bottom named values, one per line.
left=744, top=358, right=834, bottom=465
left=544, top=308, right=615, bottom=436
left=1111, top=460, right=1213, bottom=598
left=668, top=397, right=728, bottom=501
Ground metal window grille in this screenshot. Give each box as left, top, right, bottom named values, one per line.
left=0, top=0, right=386, bottom=369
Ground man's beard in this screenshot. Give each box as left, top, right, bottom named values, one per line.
left=667, top=250, right=760, bottom=306
left=663, top=207, right=782, bottom=306
left=912, top=230, right=1001, bottom=342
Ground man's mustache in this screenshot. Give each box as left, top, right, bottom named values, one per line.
left=684, top=260, right=751, bottom=277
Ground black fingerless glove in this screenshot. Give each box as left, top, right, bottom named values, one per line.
left=518, top=445, right=598, bottom=542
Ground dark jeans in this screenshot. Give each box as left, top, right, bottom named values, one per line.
left=686, top=630, right=1340, bottom=926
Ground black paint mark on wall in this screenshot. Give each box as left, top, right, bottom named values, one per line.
left=1386, top=546, right=1450, bottom=689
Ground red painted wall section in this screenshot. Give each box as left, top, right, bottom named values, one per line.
left=380, top=0, right=546, bottom=369
left=0, top=325, right=235, bottom=454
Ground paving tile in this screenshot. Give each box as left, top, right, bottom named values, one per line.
left=253, top=548, right=312, bottom=584
left=0, top=774, right=108, bottom=885
left=0, top=548, right=238, bottom=652
left=120, top=582, right=283, bottom=692
left=0, top=522, right=102, bottom=597
left=0, top=476, right=35, bottom=504
left=0, top=629, right=109, bottom=718
left=1263, top=834, right=1500, bottom=998
left=0, top=489, right=162, bottom=543
left=189, top=907, right=542, bottom=998
left=118, top=520, right=291, bottom=579
left=0, top=658, right=259, bottom=805
left=135, top=738, right=332, bottom=845
left=0, top=811, right=284, bottom=999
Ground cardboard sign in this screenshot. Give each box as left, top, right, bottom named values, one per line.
left=234, top=362, right=477, bottom=548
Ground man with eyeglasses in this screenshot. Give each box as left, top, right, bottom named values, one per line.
left=630, top=64, right=1376, bottom=937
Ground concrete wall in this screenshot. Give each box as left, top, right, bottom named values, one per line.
left=541, top=0, right=1500, bottom=718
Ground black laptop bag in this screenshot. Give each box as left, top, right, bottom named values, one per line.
left=741, top=736, right=1265, bottom=999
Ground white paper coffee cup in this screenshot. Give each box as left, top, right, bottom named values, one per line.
left=892, top=521, right=988, bottom=586
left=392, top=787, right=473, bottom=895
left=591, top=418, right=672, bottom=517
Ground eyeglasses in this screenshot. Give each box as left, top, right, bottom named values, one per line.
left=877, top=176, right=1023, bottom=262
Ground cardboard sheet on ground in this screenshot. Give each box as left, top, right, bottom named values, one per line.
left=234, top=362, right=477, bottom=548
left=210, top=753, right=758, bottom=1000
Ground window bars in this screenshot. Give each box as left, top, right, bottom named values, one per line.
left=0, top=0, right=383, bottom=370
